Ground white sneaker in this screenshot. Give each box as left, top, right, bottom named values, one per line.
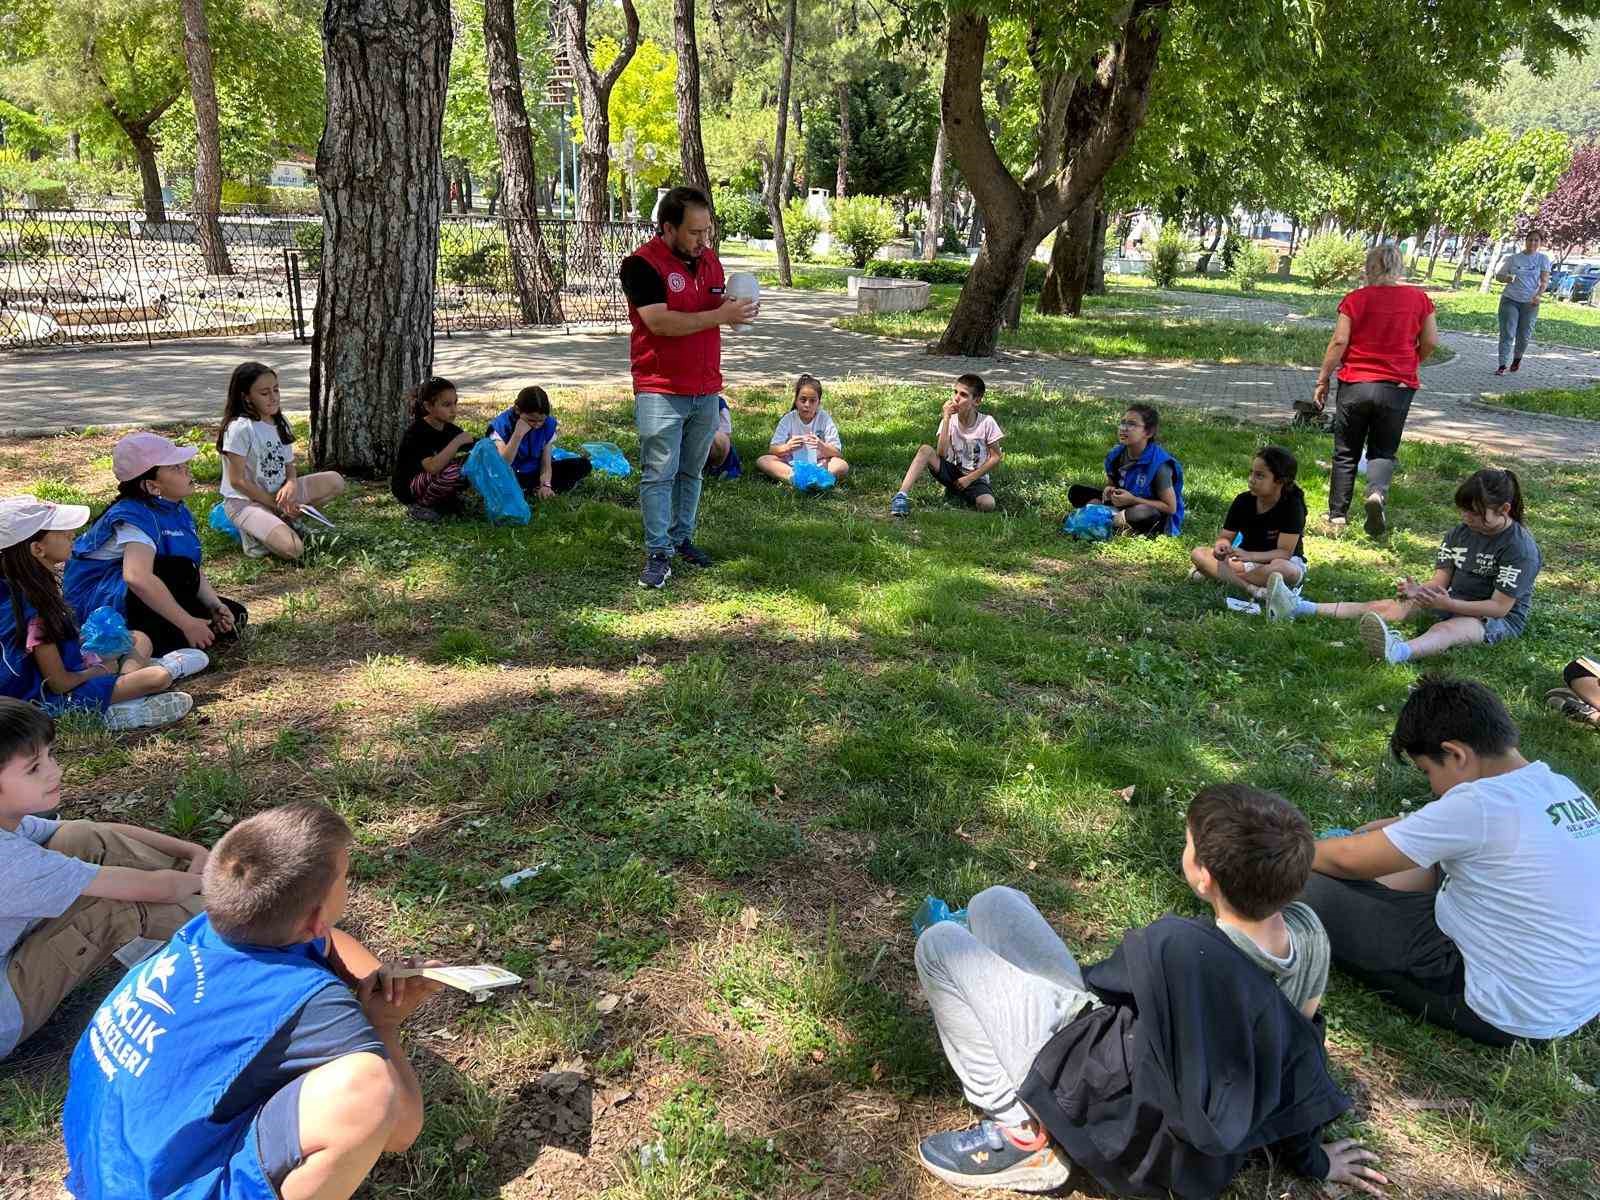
left=1359, top=612, right=1407, bottom=663
left=1187, top=568, right=1205, bottom=583
left=104, top=692, right=194, bottom=731
left=157, top=648, right=210, bottom=681
left=1264, top=574, right=1299, bottom=622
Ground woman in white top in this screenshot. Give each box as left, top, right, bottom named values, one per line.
left=216, top=363, right=346, bottom=559
left=756, top=375, right=849, bottom=485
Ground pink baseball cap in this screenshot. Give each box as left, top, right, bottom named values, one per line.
left=112, top=432, right=198, bottom=482
left=0, top=494, right=91, bottom=551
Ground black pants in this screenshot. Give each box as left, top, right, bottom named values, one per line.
left=1300, top=871, right=1524, bottom=1046
left=124, top=555, right=248, bottom=658
left=1067, top=483, right=1163, bottom=536
left=929, top=458, right=994, bottom=506
left=1328, top=379, right=1414, bottom=518
left=516, top=456, right=592, bottom=495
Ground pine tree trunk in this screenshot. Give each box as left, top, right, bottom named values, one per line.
left=673, top=0, right=714, bottom=228
left=762, top=0, right=798, bottom=286
left=835, top=82, right=851, bottom=200
left=179, top=0, right=231, bottom=274
left=923, top=116, right=947, bottom=260
left=1037, top=186, right=1101, bottom=316
left=562, top=0, right=639, bottom=278
left=483, top=0, right=562, bottom=323
left=313, top=0, right=452, bottom=474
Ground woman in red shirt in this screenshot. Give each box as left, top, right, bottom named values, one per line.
left=1309, top=244, right=1439, bottom=536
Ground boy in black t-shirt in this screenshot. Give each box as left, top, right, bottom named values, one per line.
left=1189, top=446, right=1308, bottom=605
left=391, top=378, right=475, bottom=522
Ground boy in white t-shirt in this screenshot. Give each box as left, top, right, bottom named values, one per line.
left=1303, top=675, right=1600, bottom=1045
left=891, top=374, right=1003, bottom=516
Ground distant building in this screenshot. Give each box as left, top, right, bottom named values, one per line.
left=269, top=154, right=316, bottom=189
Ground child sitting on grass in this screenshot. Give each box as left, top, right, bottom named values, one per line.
left=1547, top=655, right=1600, bottom=728
left=64, top=800, right=445, bottom=1200
left=890, top=374, right=1001, bottom=516
left=391, top=376, right=475, bottom=522
left=1188, top=446, right=1307, bottom=602
left=1303, top=676, right=1599, bottom=1045
left=63, top=433, right=248, bottom=659
left=0, top=699, right=206, bottom=1063
left=912, top=784, right=1381, bottom=1198
left=1266, top=468, right=1539, bottom=663
left=2, top=496, right=200, bottom=731
left=218, top=362, right=347, bottom=560
left=1066, top=404, right=1184, bottom=535
left=704, top=396, right=742, bottom=480
left=756, top=374, right=849, bottom=486
left=489, top=385, right=594, bottom=498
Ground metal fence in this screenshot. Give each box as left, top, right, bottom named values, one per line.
left=0, top=209, right=654, bottom=351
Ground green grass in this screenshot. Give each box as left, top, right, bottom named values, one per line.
left=1476, top=384, right=1600, bottom=422
left=5, top=383, right=1598, bottom=1198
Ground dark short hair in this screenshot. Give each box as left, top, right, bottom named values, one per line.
left=955, top=373, right=986, bottom=400
left=116, top=467, right=163, bottom=505
left=0, top=698, right=54, bottom=768
left=204, top=801, right=354, bottom=945
left=514, top=385, right=551, bottom=416
left=1187, top=784, right=1314, bottom=920
left=1125, top=403, right=1160, bottom=438
left=657, top=186, right=711, bottom=232
left=1389, top=675, right=1519, bottom=763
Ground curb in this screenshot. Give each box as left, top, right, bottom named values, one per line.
left=1460, top=397, right=1600, bottom=428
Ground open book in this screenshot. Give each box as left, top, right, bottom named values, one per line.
left=386, top=964, right=522, bottom=998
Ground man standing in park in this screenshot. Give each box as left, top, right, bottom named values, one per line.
left=1493, top=231, right=1551, bottom=376
left=620, top=187, right=759, bottom=589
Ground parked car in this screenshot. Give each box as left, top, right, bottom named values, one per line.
left=1556, top=265, right=1600, bottom=303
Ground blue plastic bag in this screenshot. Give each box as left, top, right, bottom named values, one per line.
left=208, top=501, right=241, bottom=542
left=80, top=606, right=134, bottom=658
left=1062, top=503, right=1115, bottom=541
left=580, top=442, right=632, bottom=478
left=790, top=460, right=836, bottom=492
left=550, top=446, right=580, bottom=461
left=462, top=438, right=531, bottom=525
left=912, top=895, right=969, bottom=936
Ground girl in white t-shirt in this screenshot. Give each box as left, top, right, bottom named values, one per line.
left=216, top=362, right=346, bottom=560
left=756, top=375, right=849, bottom=486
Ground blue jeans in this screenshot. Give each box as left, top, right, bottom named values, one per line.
left=1497, top=296, right=1538, bottom=368
left=636, top=391, right=720, bottom=554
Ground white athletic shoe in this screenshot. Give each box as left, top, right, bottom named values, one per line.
left=103, top=691, right=194, bottom=732
left=1264, top=574, right=1299, bottom=622
left=1359, top=612, right=1408, bottom=663
left=157, top=648, right=210, bottom=681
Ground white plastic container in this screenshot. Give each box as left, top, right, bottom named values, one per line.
left=725, top=271, right=760, bottom=332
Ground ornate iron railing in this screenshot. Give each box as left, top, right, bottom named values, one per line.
left=0, top=209, right=655, bottom=351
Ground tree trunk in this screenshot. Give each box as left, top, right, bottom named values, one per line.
left=179, top=0, right=231, bottom=273
left=835, top=81, right=851, bottom=200
left=128, top=127, right=168, bottom=225
left=924, top=116, right=947, bottom=260
left=1037, top=185, right=1101, bottom=316
left=1089, top=200, right=1108, bottom=294
left=762, top=0, right=798, bottom=286
left=673, top=0, right=714, bottom=234
left=562, top=0, right=639, bottom=277
left=941, top=224, right=1033, bottom=351
left=484, top=0, right=562, bottom=323
left=1193, top=217, right=1223, bottom=274
left=313, top=0, right=452, bottom=475
left=69, top=131, right=81, bottom=161
left=1452, top=247, right=1469, bottom=288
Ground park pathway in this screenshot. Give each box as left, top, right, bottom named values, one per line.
left=6, top=286, right=1599, bottom=462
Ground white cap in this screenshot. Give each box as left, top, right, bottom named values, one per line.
left=0, top=495, right=91, bottom=551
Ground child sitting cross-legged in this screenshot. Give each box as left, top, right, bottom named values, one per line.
left=0, top=699, right=206, bottom=1063
left=1547, top=654, right=1600, bottom=729
left=912, top=784, right=1384, bottom=1197
left=63, top=800, right=446, bottom=1200
left=1188, top=445, right=1308, bottom=603
left=391, top=376, right=475, bottom=522
left=1066, top=404, right=1184, bottom=536
left=488, top=385, right=593, bottom=499
left=756, top=374, right=849, bottom=486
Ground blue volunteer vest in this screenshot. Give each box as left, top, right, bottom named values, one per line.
left=487, top=410, right=558, bottom=479
left=0, top=581, right=116, bottom=712
left=64, top=913, right=343, bottom=1200
left=1104, top=442, right=1186, bottom=535
left=63, top=498, right=203, bottom=620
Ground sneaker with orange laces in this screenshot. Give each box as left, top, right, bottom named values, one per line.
left=917, top=1120, right=1071, bottom=1192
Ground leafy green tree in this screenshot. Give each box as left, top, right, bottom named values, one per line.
left=1429, top=126, right=1571, bottom=288
left=802, top=62, right=939, bottom=198
left=1469, top=29, right=1600, bottom=138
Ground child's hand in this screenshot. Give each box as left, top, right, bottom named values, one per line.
left=1322, top=1138, right=1386, bottom=1195
left=941, top=398, right=960, bottom=418
left=537, top=483, right=556, bottom=500
left=210, top=604, right=236, bottom=634
left=181, top=616, right=217, bottom=650
left=360, top=959, right=446, bottom=1030
left=275, top=481, right=302, bottom=519
left=185, top=846, right=209, bottom=875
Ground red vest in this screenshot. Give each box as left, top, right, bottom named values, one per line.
left=626, top=237, right=725, bottom=396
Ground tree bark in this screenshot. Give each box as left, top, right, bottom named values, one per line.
left=1089, top=200, right=1108, bottom=294
left=673, top=0, right=714, bottom=235
left=1037, top=184, right=1101, bottom=316
left=127, top=125, right=169, bottom=226
left=562, top=0, right=639, bottom=281
left=484, top=0, right=562, bottom=323
left=1193, top=217, right=1223, bottom=274
left=179, top=0, right=232, bottom=274
left=835, top=81, right=851, bottom=200
left=761, top=0, right=798, bottom=286
left=313, top=0, right=452, bottom=475
left=924, top=115, right=947, bottom=260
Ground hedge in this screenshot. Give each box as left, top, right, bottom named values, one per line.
left=865, top=258, right=1049, bottom=292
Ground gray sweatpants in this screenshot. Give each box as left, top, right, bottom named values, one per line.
left=914, top=886, right=1098, bottom=1127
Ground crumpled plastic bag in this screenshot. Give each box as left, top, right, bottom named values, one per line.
left=208, top=501, right=241, bottom=542
left=1062, top=503, right=1116, bottom=541
left=80, top=606, right=135, bottom=658
left=912, top=895, right=969, bottom=936
left=462, top=438, right=531, bottom=525
left=549, top=446, right=581, bottom=461
left=580, top=442, right=631, bottom=478
left=790, top=460, right=836, bottom=492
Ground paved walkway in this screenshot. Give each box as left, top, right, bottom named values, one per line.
left=6, top=287, right=1599, bottom=462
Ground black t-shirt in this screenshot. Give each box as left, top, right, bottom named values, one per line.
left=619, top=252, right=697, bottom=310
left=390, top=418, right=467, bottom=502
left=1223, top=489, right=1306, bottom=559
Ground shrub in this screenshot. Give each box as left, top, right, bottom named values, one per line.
left=830, top=195, right=898, bottom=267
left=1298, top=232, right=1366, bottom=290
left=292, top=222, right=323, bottom=273
left=268, top=186, right=321, bottom=215
left=1229, top=241, right=1270, bottom=293
left=781, top=197, right=823, bottom=261
left=220, top=180, right=272, bottom=209
left=712, top=187, right=770, bottom=240
left=1150, top=227, right=1189, bottom=288
left=864, top=257, right=1048, bottom=293
left=941, top=225, right=964, bottom=253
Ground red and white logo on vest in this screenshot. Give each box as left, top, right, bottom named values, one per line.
left=667, top=272, right=688, bottom=294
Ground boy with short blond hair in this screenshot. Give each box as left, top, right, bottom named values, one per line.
left=64, top=800, right=443, bottom=1200
left=0, top=698, right=205, bottom=1063
left=890, top=373, right=1003, bottom=516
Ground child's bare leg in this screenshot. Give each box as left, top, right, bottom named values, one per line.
left=1227, top=558, right=1302, bottom=598
left=110, top=664, right=176, bottom=702
left=1188, top=546, right=1223, bottom=581
left=1403, top=615, right=1486, bottom=660
left=826, top=457, right=849, bottom=479
left=279, top=1055, right=402, bottom=1200
left=298, top=472, right=347, bottom=505
left=897, top=445, right=939, bottom=495
left=1312, top=597, right=1416, bottom=622
left=755, top=454, right=794, bottom=483
left=1572, top=674, right=1600, bottom=709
